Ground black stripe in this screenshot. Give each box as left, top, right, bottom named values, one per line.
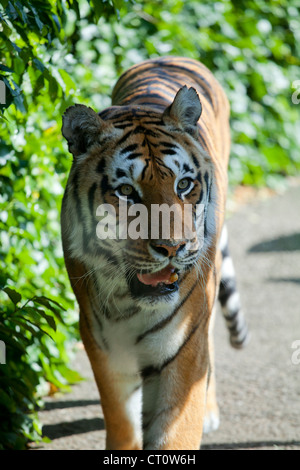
left=113, top=123, right=134, bottom=130
left=141, top=321, right=200, bottom=379
left=88, top=182, right=97, bottom=218
left=85, top=273, right=110, bottom=349
left=221, top=245, right=230, bottom=258
left=142, top=61, right=214, bottom=107
left=125, top=101, right=165, bottom=110
left=160, top=142, right=179, bottom=149
left=116, top=168, right=126, bottom=178
left=142, top=119, right=163, bottom=126
left=154, top=127, right=177, bottom=139
left=203, top=171, right=210, bottom=238
left=96, top=158, right=106, bottom=174
left=142, top=405, right=172, bottom=433
left=123, top=79, right=175, bottom=99
left=110, top=109, right=134, bottom=120
left=228, top=320, right=243, bottom=334
left=183, top=163, right=192, bottom=173
left=191, top=152, right=200, bottom=169
left=125, top=92, right=170, bottom=103
left=143, top=129, right=160, bottom=138
left=136, top=278, right=198, bottom=344
left=157, top=63, right=214, bottom=107
left=223, top=308, right=239, bottom=322
left=94, top=245, right=119, bottom=266
left=73, top=174, right=93, bottom=253
left=141, top=159, right=150, bottom=180
left=132, top=125, right=161, bottom=139
left=72, top=172, right=82, bottom=220
left=196, top=171, right=203, bottom=204
left=113, top=59, right=215, bottom=112
left=231, top=330, right=248, bottom=346
left=98, top=108, right=111, bottom=119
left=218, top=279, right=237, bottom=307
left=154, top=157, right=174, bottom=176
left=113, top=305, right=142, bottom=322
left=197, top=188, right=204, bottom=204
left=100, top=174, right=113, bottom=194
left=120, top=143, right=138, bottom=155
left=160, top=148, right=177, bottom=155
left=127, top=152, right=143, bottom=160
left=204, top=171, right=209, bottom=191
left=131, top=125, right=145, bottom=135
left=88, top=281, right=103, bottom=332
left=116, top=130, right=133, bottom=146
left=197, top=128, right=210, bottom=153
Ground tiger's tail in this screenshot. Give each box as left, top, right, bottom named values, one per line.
left=218, top=226, right=249, bottom=349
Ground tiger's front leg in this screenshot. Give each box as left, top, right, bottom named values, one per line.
left=80, top=313, right=143, bottom=450
left=142, top=328, right=209, bottom=450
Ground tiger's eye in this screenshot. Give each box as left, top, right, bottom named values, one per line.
left=177, top=178, right=190, bottom=190
left=119, top=184, right=133, bottom=196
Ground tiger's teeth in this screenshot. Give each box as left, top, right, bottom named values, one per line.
left=169, top=272, right=178, bottom=283
left=137, top=266, right=178, bottom=286
left=164, top=272, right=178, bottom=285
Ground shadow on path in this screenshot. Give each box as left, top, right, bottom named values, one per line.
left=268, top=277, right=300, bottom=284
left=248, top=232, right=300, bottom=253
left=42, top=417, right=105, bottom=440
left=202, top=440, right=300, bottom=450
left=43, top=399, right=100, bottom=411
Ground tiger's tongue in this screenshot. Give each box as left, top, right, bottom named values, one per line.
left=137, top=266, right=176, bottom=287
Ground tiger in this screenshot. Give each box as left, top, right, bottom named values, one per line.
left=61, top=56, right=248, bottom=450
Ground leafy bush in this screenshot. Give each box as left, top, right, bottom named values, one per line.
left=0, top=287, right=81, bottom=449
left=0, top=0, right=111, bottom=449
left=0, top=0, right=299, bottom=449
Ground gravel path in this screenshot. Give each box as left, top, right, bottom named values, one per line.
left=31, top=184, right=300, bottom=450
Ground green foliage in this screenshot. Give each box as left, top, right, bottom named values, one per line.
left=0, top=288, right=81, bottom=449
left=0, top=0, right=299, bottom=449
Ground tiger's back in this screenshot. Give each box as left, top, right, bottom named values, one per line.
left=61, top=57, right=248, bottom=450
left=112, top=57, right=230, bottom=221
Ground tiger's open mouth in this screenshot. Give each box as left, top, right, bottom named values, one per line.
left=137, top=265, right=178, bottom=287
left=127, top=265, right=179, bottom=298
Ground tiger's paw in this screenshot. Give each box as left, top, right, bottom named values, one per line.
left=203, top=409, right=220, bottom=434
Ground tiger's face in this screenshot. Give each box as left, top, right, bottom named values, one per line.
left=62, top=87, right=215, bottom=304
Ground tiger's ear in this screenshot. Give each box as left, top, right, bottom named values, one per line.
left=62, top=104, right=105, bottom=157
left=162, top=86, right=202, bottom=131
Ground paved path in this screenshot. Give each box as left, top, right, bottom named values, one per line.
left=31, top=184, right=300, bottom=450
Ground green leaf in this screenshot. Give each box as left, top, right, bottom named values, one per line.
left=0, top=389, right=16, bottom=412
left=0, top=1, right=9, bottom=10
left=38, top=310, right=57, bottom=332
left=32, top=58, right=46, bottom=73
left=30, top=5, right=44, bottom=33
left=58, top=69, right=76, bottom=95
left=0, top=65, right=13, bottom=73
left=33, top=296, right=65, bottom=321
left=14, top=1, right=29, bottom=24
left=21, top=306, right=56, bottom=334
left=0, top=326, right=29, bottom=353
left=2, top=287, right=22, bottom=306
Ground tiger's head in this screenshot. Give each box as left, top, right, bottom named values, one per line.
left=62, top=86, right=216, bottom=305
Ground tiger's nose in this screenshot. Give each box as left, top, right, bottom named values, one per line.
left=150, top=240, right=186, bottom=258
